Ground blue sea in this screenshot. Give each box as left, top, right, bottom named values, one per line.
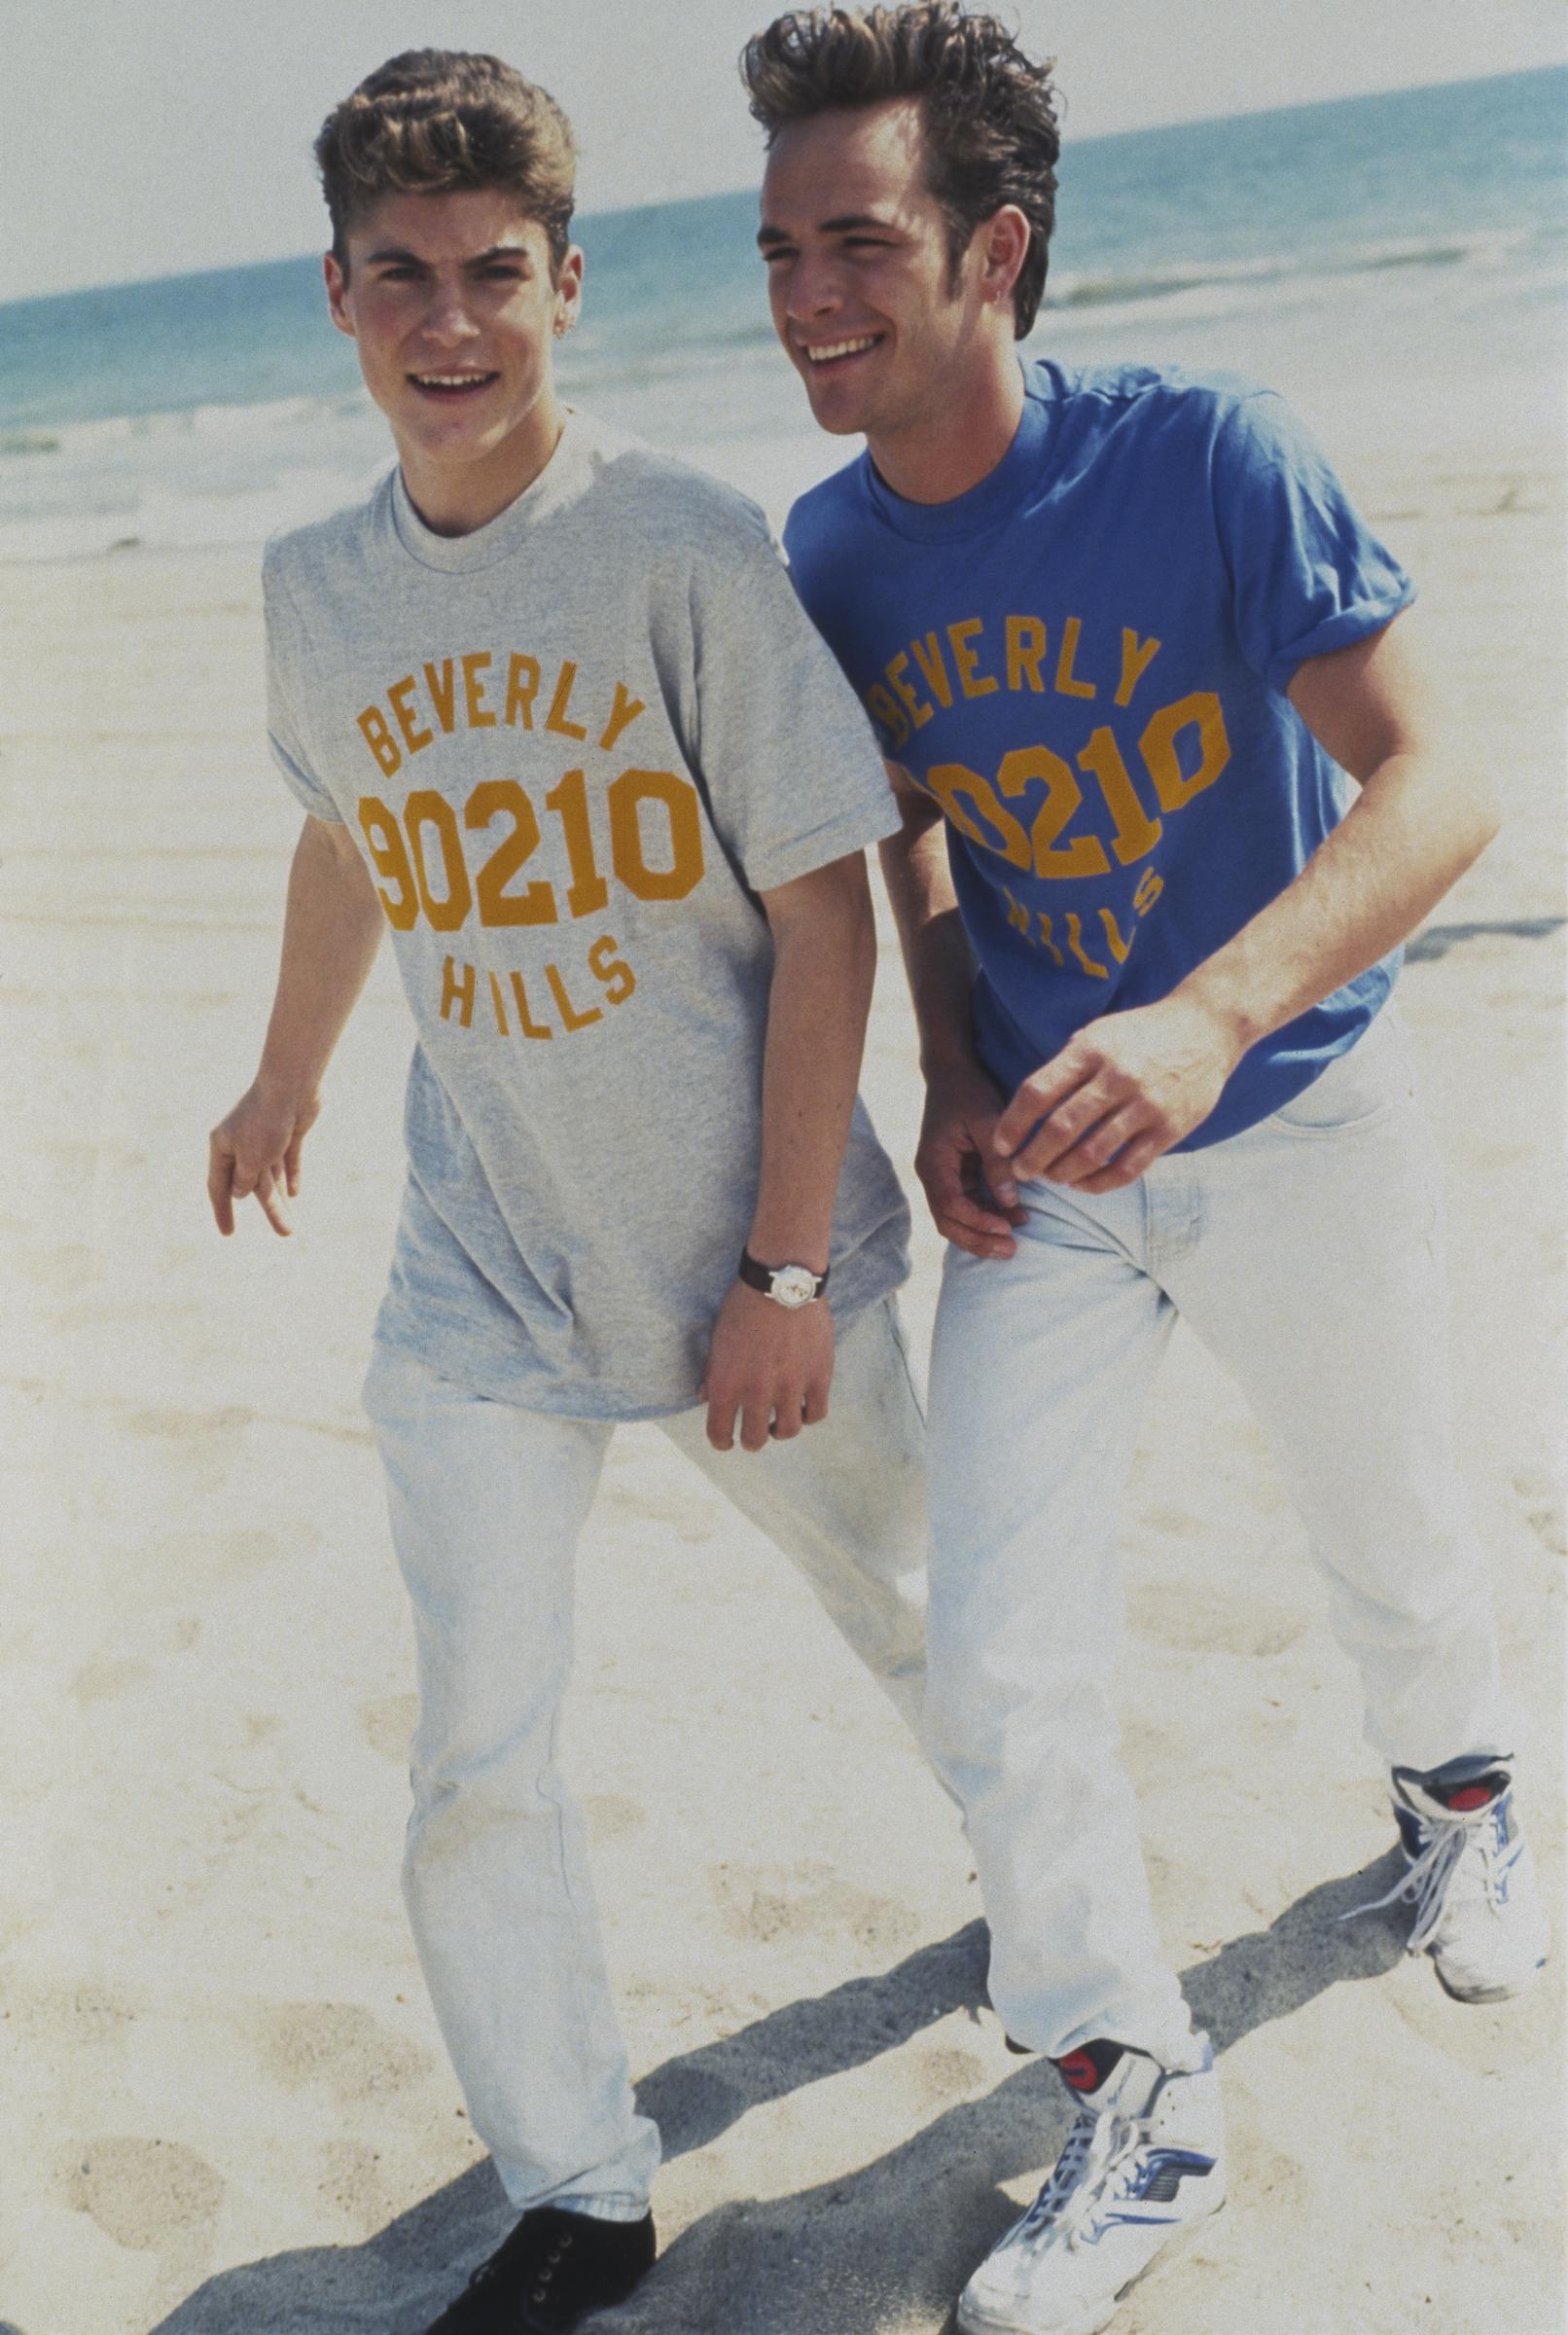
left=1, top=66, right=1562, bottom=559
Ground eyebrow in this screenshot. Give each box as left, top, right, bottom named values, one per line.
left=362, top=242, right=534, bottom=267
left=756, top=212, right=897, bottom=247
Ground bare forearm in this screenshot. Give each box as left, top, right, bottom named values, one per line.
left=1179, top=744, right=1498, bottom=1053
left=992, top=617, right=1502, bottom=1194
left=256, top=817, right=385, bottom=1101
left=749, top=858, right=878, bottom=1273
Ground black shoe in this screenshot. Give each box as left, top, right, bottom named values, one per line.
left=422, top=2205, right=657, bottom=2332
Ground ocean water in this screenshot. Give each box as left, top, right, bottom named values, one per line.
left=1, top=65, right=1562, bottom=559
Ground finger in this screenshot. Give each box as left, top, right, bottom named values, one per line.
left=915, top=1142, right=973, bottom=1220
left=207, top=1144, right=236, bottom=1237
left=768, top=1398, right=804, bottom=1443
left=993, top=1058, right=1092, bottom=1160
left=965, top=1159, right=1028, bottom=1227
left=253, top=1166, right=293, bottom=1238
left=1078, top=1131, right=1174, bottom=1194
left=802, top=1379, right=830, bottom=1427
left=978, top=1152, right=1022, bottom=1214
left=935, top=1211, right=1018, bottom=1261
left=738, top=1396, right=773, bottom=1454
left=1008, top=1089, right=1123, bottom=1181
left=283, top=1129, right=306, bottom=1196
left=921, top=1170, right=1018, bottom=1243
left=705, top=1389, right=737, bottom=1451
left=1043, top=1103, right=1149, bottom=1187
left=930, top=1207, right=1017, bottom=1258
left=971, top=1123, right=1020, bottom=1209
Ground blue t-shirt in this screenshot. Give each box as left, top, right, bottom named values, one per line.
left=785, top=361, right=1415, bottom=1148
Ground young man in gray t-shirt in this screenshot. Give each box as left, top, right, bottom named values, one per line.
left=207, top=51, right=926, bottom=2335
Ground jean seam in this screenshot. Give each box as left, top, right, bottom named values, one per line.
left=881, top=1297, right=928, bottom=1426
left=1268, top=1094, right=1408, bottom=1140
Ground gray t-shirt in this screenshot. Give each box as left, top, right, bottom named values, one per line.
left=263, top=413, right=910, bottom=1418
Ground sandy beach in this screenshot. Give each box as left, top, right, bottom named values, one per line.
left=1, top=428, right=1562, bottom=2335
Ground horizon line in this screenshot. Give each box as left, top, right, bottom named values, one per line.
left=3, top=57, right=1561, bottom=312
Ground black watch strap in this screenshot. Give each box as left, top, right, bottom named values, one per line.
left=737, top=1248, right=830, bottom=1300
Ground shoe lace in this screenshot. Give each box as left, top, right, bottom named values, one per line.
left=1340, top=1802, right=1500, bottom=1954
left=1020, top=2103, right=1147, bottom=2253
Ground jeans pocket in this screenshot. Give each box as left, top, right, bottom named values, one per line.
left=1271, top=1013, right=1414, bottom=1136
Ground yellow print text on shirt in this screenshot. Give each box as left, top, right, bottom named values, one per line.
left=867, top=611, right=1231, bottom=976
left=351, top=650, right=703, bottom=1041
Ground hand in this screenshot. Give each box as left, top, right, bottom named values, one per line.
left=915, top=1060, right=1030, bottom=1259
left=993, top=991, right=1245, bottom=1192
left=207, top=1082, right=321, bottom=1236
left=698, top=1279, right=835, bottom=1452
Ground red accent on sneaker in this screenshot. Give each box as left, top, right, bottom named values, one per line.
left=1443, top=1783, right=1496, bottom=1811
left=1055, top=2049, right=1103, bottom=2093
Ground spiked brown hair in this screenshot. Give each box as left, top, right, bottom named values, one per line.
left=741, top=5, right=1060, bottom=337
left=315, top=51, right=577, bottom=276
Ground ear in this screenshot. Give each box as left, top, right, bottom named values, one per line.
left=978, top=203, right=1031, bottom=314
left=324, top=251, right=355, bottom=339
left=552, top=244, right=585, bottom=337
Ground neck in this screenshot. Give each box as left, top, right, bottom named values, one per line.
left=399, top=391, right=567, bottom=538
left=866, top=350, right=1025, bottom=505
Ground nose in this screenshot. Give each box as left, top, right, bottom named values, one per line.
left=420, top=279, right=481, bottom=347
left=781, top=250, right=845, bottom=327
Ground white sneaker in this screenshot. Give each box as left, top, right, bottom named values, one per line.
left=956, top=2040, right=1225, bottom=2335
left=1346, top=1761, right=1549, bottom=2002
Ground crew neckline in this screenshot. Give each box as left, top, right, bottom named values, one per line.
left=863, top=369, right=1054, bottom=545
left=390, top=411, right=584, bottom=573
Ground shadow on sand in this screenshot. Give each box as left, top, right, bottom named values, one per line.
left=148, top=1848, right=1408, bottom=2333
left=1405, top=914, right=1566, bottom=962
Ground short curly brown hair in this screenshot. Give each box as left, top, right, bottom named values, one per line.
left=315, top=51, right=577, bottom=277
left=741, top=5, right=1060, bottom=338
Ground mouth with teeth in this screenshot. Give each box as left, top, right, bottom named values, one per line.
left=409, top=371, right=500, bottom=399
left=800, top=333, right=882, bottom=370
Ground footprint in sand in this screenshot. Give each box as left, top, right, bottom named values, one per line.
left=709, top=1858, right=917, bottom=1954
left=118, top=1403, right=254, bottom=1494
left=250, top=1998, right=435, bottom=2103
left=12, top=1979, right=144, bottom=2044
left=126, top=1527, right=287, bottom=1604
left=587, top=1793, right=649, bottom=1846
left=18, top=1241, right=104, bottom=1295
left=912, top=2043, right=990, bottom=2108
left=1128, top=1579, right=1307, bottom=1661
left=71, top=1654, right=154, bottom=1705
left=60, top=2135, right=225, bottom=2252
left=359, top=1691, right=420, bottom=1762
left=315, top=2137, right=396, bottom=2239
left=601, top=1479, right=723, bottom=1547
left=1512, top=1466, right=1565, bottom=1557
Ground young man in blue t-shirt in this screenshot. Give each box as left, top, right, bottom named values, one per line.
left=742, top=9, right=1548, bottom=2333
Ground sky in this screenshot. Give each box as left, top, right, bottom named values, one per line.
left=8, top=0, right=1567, bottom=303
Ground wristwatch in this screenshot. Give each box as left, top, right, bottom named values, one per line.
left=738, top=1248, right=830, bottom=1310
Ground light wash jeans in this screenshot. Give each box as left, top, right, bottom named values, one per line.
left=923, top=1008, right=1518, bottom=2069
left=362, top=1295, right=926, bottom=2218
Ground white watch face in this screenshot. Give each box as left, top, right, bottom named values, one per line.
left=768, top=1265, right=818, bottom=1310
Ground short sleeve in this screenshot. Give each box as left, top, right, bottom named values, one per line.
left=1211, top=391, right=1415, bottom=697
left=686, top=531, right=900, bottom=892
left=263, top=548, right=343, bottom=823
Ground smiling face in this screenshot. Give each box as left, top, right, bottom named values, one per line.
left=759, top=98, right=1023, bottom=492
left=325, top=185, right=582, bottom=535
